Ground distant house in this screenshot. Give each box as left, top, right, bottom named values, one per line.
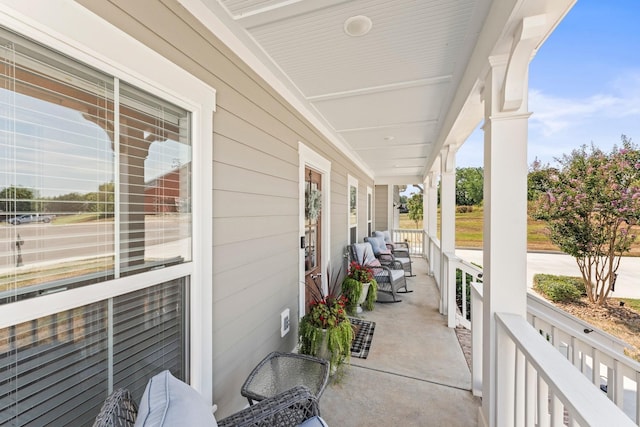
left=144, top=164, right=191, bottom=214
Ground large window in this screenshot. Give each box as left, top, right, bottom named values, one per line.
left=0, top=23, right=200, bottom=426
left=0, top=29, right=192, bottom=302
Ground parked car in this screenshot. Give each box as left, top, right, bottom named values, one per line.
left=8, top=214, right=55, bottom=225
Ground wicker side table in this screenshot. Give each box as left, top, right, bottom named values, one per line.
left=241, top=352, right=330, bottom=405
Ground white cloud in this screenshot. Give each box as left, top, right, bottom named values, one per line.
left=526, top=73, right=640, bottom=165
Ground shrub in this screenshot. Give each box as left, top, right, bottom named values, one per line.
left=456, top=205, right=474, bottom=213
left=533, top=274, right=584, bottom=303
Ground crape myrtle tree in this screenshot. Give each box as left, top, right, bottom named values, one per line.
left=531, top=136, right=640, bottom=305
left=407, top=192, right=423, bottom=228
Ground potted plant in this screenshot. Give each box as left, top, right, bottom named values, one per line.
left=342, top=261, right=377, bottom=315
left=299, top=270, right=353, bottom=374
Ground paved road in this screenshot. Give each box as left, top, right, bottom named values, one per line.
left=456, top=249, right=640, bottom=299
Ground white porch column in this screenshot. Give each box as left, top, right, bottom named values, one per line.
left=440, top=147, right=456, bottom=322
left=481, top=55, right=531, bottom=426
left=425, top=171, right=438, bottom=275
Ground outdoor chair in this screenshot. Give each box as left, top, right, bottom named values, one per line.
left=364, top=235, right=413, bottom=278
left=348, top=242, right=409, bottom=302
left=373, top=230, right=412, bottom=259
left=93, top=370, right=327, bottom=427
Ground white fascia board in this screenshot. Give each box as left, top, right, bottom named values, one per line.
left=177, top=0, right=374, bottom=180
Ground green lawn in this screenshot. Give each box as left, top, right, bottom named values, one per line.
left=399, top=206, right=561, bottom=252
left=400, top=206, right=640, bottom=254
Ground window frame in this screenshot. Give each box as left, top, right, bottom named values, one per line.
left=367, top=185, right=373, bottom=237
left=0, top=2, right=215, bottom=401
left=347, top=174, right=358, bottom=244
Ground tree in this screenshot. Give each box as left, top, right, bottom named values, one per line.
left=527, top=158, right=556, bottom=201
left=455, top=167, right=483, bottom=206
left=0, top=186, right=35, bottom=214
left=531, top=136, right=640, bottom=305
left=85, top=182, right=115, bottom=218
left=407, top=193, right=423, bottom=228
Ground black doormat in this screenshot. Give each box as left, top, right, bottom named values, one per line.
left=349, top=317, right=376, bottom=359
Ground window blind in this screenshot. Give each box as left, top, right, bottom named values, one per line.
left=0, top=26, right=192, bottom=427
left=0, top=27, right=192, bottom=302
left=0, top=279, right=186, bottom=426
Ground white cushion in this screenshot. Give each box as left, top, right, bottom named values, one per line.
left=298, top=416, right=329, bottom=427
left=367, top=236, right=390, bottom=255
left=134, top=370, right=218, bottom=427
left=390, top=269, right=404, bottom=281
left=354, top=242, right=379, bottom=266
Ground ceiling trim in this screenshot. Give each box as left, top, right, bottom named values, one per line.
left=232, top=0, right=350, bottom=28
left=179, top=0, right=374, bottom=179
left=306, top=76, right=452, bottom=102
left=336, top=120, right=437, bottom=134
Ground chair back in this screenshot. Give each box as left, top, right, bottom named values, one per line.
left=373, top=230, right=393, bottom=245
left=350, top=242, right=378, bottom=266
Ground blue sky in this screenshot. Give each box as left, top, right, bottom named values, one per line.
left=456, top=0, right=640, bottom=169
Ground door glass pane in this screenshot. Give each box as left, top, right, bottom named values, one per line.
left=349, top=185, right=357, bottom=225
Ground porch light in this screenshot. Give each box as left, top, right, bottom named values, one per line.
left=344, top=15, right=372, bottom=37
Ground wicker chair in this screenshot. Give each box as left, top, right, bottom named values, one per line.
left=373, top=230, right=413, bottom=268
left=348, top=242, right=408, bottom=302
left=364, top=236, right=413, bottom=278
left=93, top=384, right=322, bottom=427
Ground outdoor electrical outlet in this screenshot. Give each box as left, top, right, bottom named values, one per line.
left=280, top=309, right=290, bottom=337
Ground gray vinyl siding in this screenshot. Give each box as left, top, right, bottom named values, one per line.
left=77, top=0, right=374, bottom=417
left=375, top=185, right=389, bottom=231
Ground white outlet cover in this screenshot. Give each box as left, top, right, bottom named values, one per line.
left=280, top=308, right=290, bottom=337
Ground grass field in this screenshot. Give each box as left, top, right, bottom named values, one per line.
left=402, top=207, right=640, bottom=355
left=400, top=206, right=640, bottom=255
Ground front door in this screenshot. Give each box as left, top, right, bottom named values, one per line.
left=304, top=167, right=322, bottom=310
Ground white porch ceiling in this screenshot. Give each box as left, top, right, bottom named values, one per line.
left=203, top=0, right=492, bottom=180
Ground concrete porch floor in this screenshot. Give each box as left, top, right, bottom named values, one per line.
left=320, top=257, right=481, bottom=426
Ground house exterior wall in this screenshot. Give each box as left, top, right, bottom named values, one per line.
left=374, top=185, right=389, bottom=231
left=76, top=0, right=374, bottom=417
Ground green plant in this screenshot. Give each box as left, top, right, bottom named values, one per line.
left=362, top=279, right=377, bottom=311
left=299, top=270, right=353, bottom=371
left=341, top=276, right=362, bottom=316
left=342, top=261, right=377, bottom=314
left=533, top=274, right=584, bottom=303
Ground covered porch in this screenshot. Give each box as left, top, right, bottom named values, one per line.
left=322, top=256, right=479, bottom=426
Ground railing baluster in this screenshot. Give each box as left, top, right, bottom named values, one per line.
left=526, top=361, right=536, bottom=426
left=496, top=313, right=634, bottom=426
left=636, top=370, right=640, bottom=423
left=538, top=375, right=550, bottom=427
left=550, top=393, right=562, bottom=427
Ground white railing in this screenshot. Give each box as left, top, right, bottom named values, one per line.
left=527, top=294, right=640, bottom=422
left=495, top=312, right=634, bottom=426
left=469, top=280, right=640, bottom=424
left=444, top=254, right=483, bottom=329
left=391, top=229, right=423, bottom=255
left=428, top=235, right=441, bottom=288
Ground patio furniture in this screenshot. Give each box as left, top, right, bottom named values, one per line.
left=365, top=235, right=413, bottom=277
left=373, top=230, right=412, bottom=260
left=241, top=351, right=330, bottom=405
left=93, top=370, right=327, bottom=427
left=349, top=242, right=408, bottom=302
